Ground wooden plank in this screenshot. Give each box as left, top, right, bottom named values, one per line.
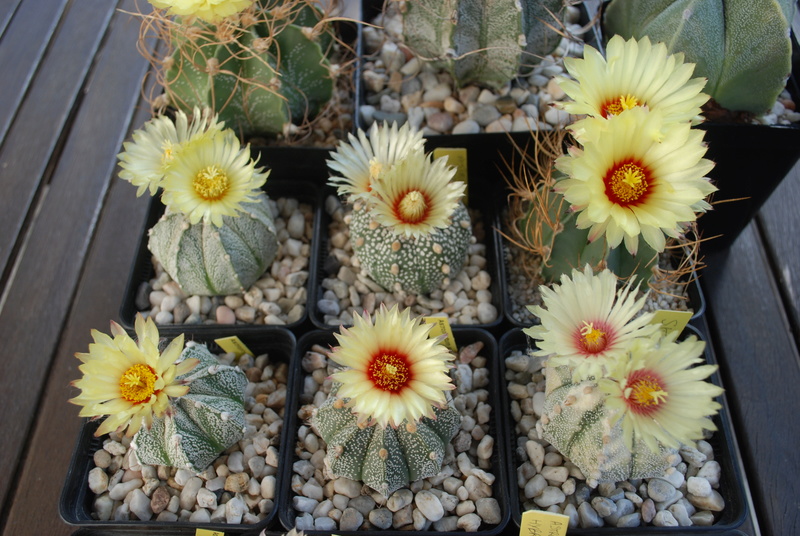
left=757, top=161, right=800, bottom=336
left=0, top=0, right=24, bottom=38
left=0, top=0, right=151, bottom=513
left=0, top=0, right=117, bottom=290
left=703, top=223, right=800, bottom=536
left=0, top=0, right=70, bottom=146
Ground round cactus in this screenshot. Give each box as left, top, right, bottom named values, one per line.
left=131, top=343, right=248, bottom=473
left=148, top=191, right=278, bottom=296
left=539, top=364, right=673, bottom=484
left=162, top=2, right=336, bottom=137
left=349, top=201, right=472, bottom=295
left=402, top=0, right=565, bottom=89
left=312, top=382, right=462, bottom=497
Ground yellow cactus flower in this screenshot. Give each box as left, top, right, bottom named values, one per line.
left=525, top=265, right=660, bottom=381
left=329, top=304, right=456, bottom=428
left=555, top=107, right=716, bottom=255
left=118, top=108, right=224, bottom=197
left=599, top=334, right=724, bottom=453
left=327, top=121, right=426, bottom=202
left=368, top=150, right=464, bottom=238
left=70, top=315, right=199, bottom=437
left=148, top=0, right=255, bottom=23
left=556, top=35, right=709, bottom=124
left=159, top=129, right=268, bottom=226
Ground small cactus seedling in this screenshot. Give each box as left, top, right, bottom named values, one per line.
left=402, top=0, right=565, bottom=89
left=603, top=0, right=796, bottom=114
left=132, top=342, right=248, bottom=473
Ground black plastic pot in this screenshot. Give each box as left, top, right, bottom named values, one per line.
left=310, top=182, right=506, bottom=332
left=279, top=327, right=513, bottom=535
left=499, top=326, right=750, bottom=533
left=119, top=172, right=325, bottom=336
left=60, top=329, right=297, bottom=534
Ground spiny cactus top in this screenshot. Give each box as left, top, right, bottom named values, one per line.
left=69, top=314, right=199, bottom=437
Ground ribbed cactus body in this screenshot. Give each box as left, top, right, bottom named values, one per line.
left=603, top=0, right=795, bottom=114
left=540, top=365, right=672, bottom=483
left=312, top=383, right=461, bottom=496
left=349, top=202, right=472, bottom=295
left=402, top=0, right=564, bottom=89
left=165, top=4, right=334, bottom=136
left=148, top=191, right=278, bottom=296
left=132, top=344, right=248, bottom=473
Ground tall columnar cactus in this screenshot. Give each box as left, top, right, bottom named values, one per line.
left=539, top=364, right=673, bottom=484
left=350, top=200, right=472, bottom=295
left=148, top=191, right=279, bottom=296
left=603, top=0, right=796, bottom=114
left=132, top=343, right=248, bottom=473
left=162, top=1, right=336, bottom=136
left=402, top=0, right=565, bottom=89
left=312, top=383, right=461, bottom=496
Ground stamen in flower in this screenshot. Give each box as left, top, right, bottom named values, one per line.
left=602, top=94, right=640, bottom=117
left=369, top=159, right=383, bottom=182
left=161, top=140, right=177, bottom=167
left=193, top=165, right=230, bottom=200
left=579, top=322, right=608, bottom=354
left=119, top=363, right=157, bottom=404
left=605, top=161, right=650, bottom=206
left=368, top=352, right=411, bottom=392
left=396, top=190, right=428, bottom=224
left=623, top=369, right=668, bottom=417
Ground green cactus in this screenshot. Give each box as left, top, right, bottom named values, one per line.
left=132, top=343, right=248, bottom=473
left=603, top=0, right=796, bottom=114
left=148, top=191, right=279, bottom=296
left=349, top=201, right=472, bottom=295
left=539, top=364, right=673, bottom=484
left=402, top=0, right=565, bottom=89
left=311, top=383, right=461, bottom=496
left=163, top=1, right=335, bottom=137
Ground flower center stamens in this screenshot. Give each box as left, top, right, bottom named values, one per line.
left=119, top=364, right=157, bottom=404
left=624, top=370, right=668, bottom=417
left=606, top=162, right=649, bottom=206
left=161, top=140, right=176, bottom=167
left=579, top=322, right=608, bottom=354
left=368, top=353, right=411, bottom=392
left=397, top=190, right=428, bottom=224
left=193, top=165, right=230, bottom=201
left=604, top=94, right=640, bottom=117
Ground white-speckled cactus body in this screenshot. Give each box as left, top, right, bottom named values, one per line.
left=148, top=191, right=278, bottom=296
left=312, top=383, right=461, bottom=496
left=402, top=0, right=564, bottom=89
left=349, top=201, right=472, bottom=295
left=132, top=343, right=248, bottom=473
left=540, top=365, right=673, bottom=484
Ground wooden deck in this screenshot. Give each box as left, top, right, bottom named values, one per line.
left=0, top=1, right=797, bottom=535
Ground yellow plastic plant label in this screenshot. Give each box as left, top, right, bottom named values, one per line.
left=519, top=510, right=569, bottom=536
left=423, top=316, right=458, bottom=353
left=650, top=310, right=693, bottom=337
left=214, top=336, right=253, bottom=358
left=195, top=530, right=224, bottom=536
left=433, top=148, right=468, bottom=203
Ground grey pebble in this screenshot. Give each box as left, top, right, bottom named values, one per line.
left=339, top=507, right=364, bottom=531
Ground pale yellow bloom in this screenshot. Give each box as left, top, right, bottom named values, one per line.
left=556, top=35, right=709, bottom=124
left=70, top=315, right=198, bottom=437
left=148, top=0, right=255, bottom=23
left=118, top=108, right=224, bottom=196
left=555, top=107, right=716, bottom=255
left=368, top=150, right=464, bottom=238
left=525, top=265, right=660, bottom=381
left=327, top=122, right=426, bottom=202
left=160, top=130, right=268, bottom=226
left=329, top=304, right=456, bottom=428
left=599, top=334, right=723, bottom=453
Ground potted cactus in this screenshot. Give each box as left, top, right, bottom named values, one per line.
left=602, top=0, right=800, bottom=248
left=315, top=121, right=501, bottom=327
left=500, top=35, right=715, bottom=325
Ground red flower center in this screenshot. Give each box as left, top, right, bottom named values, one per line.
left=394, top=189, right=429, bottom=224
left=576, top=322, right=610, bottom=355
left=604, top=160, right=651, bottom=207
left=601, top=94, right=640, bottom=117
left=624, top=369, right=668, bottom=417
left=368, top=352, right=412, bottom=392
